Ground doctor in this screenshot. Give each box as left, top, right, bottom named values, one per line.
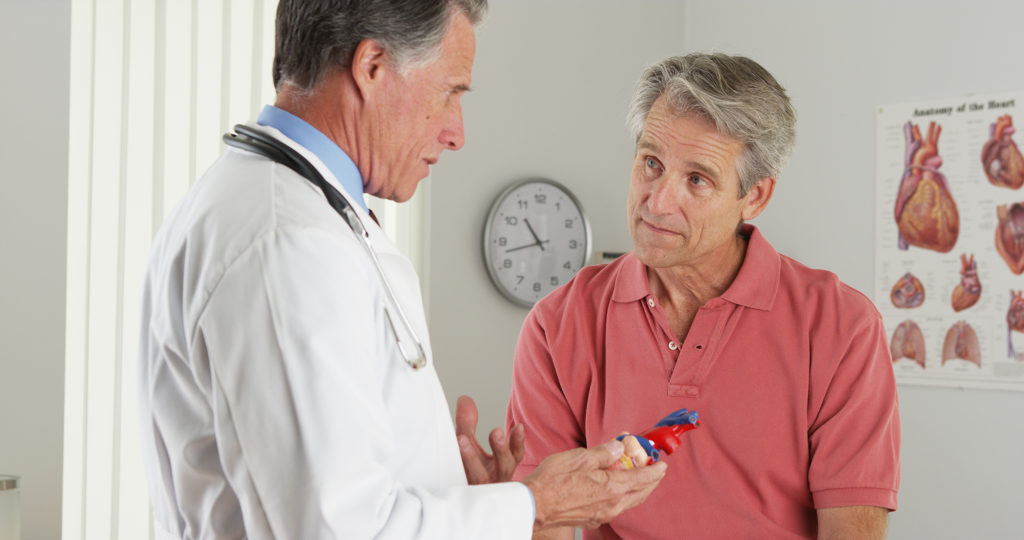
left=137, top=0, right=665, bottom=538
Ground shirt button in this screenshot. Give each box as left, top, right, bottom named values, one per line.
left=668, top=341, right=678, bottom=351
left=647, top=297, right=655, bottom=308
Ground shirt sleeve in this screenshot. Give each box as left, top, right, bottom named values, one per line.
left=807, top=308, right=901, bottom=511
left=506, top=304, right=588, bottom=481
left=196, top=224, right=534, bottom=539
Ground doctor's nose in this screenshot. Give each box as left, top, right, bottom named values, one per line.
left=440, top=104, right=466, bottom=151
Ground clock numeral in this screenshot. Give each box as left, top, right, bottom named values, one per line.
left=518, top=200, right=528, bottom=210
left=498, top=237, right=507, bottom=246
left=555, top=202, right=561, bottom=211
left=505, top=216, right=518, bottom=226
left=503, top=259, right=512, bottom=269
left=516, top=275, right=524, bottom=285
left=535, top=194, right=547, bottom=204
left=532, top=282, right=542, bottom=293
left=569, top=240, right=578, bottom=249
left=563, top=261, right=571, bottom=270
left=564, top=219, right=574, bottom=228
left=550, top=276, right=559, bottom=286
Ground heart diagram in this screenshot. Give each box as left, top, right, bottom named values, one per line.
left=894, top=121, right=959, bottom=253
left=1007, top=290, right=1024, bottom=361
left=981, top=115, right=1024, bottom=189
left=950, top=254, right=981, bottom=312
left=994, top=202, right=1024, bottom=274
left=890, top=272, right=924, bottom=308
left=890, top=320, right=925, bottom=369
left=942, top=320, right=981, bottom=367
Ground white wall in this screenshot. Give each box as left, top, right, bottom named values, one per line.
left=0, top=0, right=71, bottom=538
left=684, top=1, right=1024, bottom=537
left=428, top=0, right=689, bottom=436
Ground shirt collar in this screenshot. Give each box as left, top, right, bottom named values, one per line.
left=257, top=105, right=368, bottom=213
left=611, top=224, right=780, bottom=311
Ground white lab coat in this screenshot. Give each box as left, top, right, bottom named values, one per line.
left=137, top=124, right=534, bottom=539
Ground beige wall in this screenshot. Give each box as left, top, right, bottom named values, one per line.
left=428, top=0, right=689, bottom=436
left=0, top=0, right=71, bottom=538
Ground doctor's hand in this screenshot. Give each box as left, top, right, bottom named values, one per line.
left=521, top=439, right=667, bottom=532
left=455, top=395, right=526, bottom=484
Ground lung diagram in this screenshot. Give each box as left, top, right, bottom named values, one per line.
left=981, top=115, right=1024, bottom=189
left=890, top=320, right=926, bottom=369
left=894, top=121, right=959, bottom=253
left=942, top=321, right=981, bottom=367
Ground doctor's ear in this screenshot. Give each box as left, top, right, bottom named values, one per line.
left=350, top=39, right=390, bottom=92
left=740, top=176, right=776, bottom=221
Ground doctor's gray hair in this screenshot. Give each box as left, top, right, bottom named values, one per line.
left=273, top=0, right=487, bottom=92
left=626, top=53, right=796, bottom=197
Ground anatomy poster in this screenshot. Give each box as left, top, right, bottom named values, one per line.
left=876, top=90, right=1024, bottom=390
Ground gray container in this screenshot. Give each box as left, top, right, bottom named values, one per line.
left=0, top=475, right=19, bottom=540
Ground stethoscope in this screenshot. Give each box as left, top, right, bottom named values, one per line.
left=223, top=124, right=428, bottom=370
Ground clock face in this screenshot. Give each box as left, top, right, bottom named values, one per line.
left=483, top=179, right=591, bottom=307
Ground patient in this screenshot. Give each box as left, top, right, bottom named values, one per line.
left=507, top=53, right=900, bottom=539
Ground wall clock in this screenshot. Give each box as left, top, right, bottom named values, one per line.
left=483, top=178, right=592, bottom=307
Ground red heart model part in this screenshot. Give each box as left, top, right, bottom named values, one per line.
left=951, top=254, right=981, bottom=312
left=941, top=320, right=980, bottom=367
left=890, top=272, right=925, bottom=308
left=994, top=203, right=1024, bottom=274
left=894, top=121, right=959, bottom=253
left=890, top=320, right=925, bottom=368
left=981, top=115, right=1024, bottom=189
left=1007, top=290, right=1024, bottom=360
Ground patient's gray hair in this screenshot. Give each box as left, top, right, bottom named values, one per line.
left=274, top=0, right=487, bottom=92
left=626, top=53, right=796, bottom=197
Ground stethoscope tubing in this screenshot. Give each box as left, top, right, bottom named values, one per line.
left=223, top=124, right=428, bottom=370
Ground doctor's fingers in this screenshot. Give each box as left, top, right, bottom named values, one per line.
left=522, top=450, right=666, bottom=530
left=489, top=424, right=526, bottom=481
left=458, top=434, right=494, bottom=485
left=579, top=463, right=668, bottom=528
left=608, top=435, right=650, bottom=470
left=454, top=395, right=481, bottom=440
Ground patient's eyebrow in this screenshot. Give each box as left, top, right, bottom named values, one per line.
left=637, top=139, right=722, bottom=180
left=637, top=140, right=663, bottom=155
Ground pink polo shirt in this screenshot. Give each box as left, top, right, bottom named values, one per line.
left=507, top=225, right=900, bottom=539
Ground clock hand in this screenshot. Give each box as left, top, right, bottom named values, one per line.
left=523, top=218, right=546, bottom=251
left=506, top=240, right=551, bottom=253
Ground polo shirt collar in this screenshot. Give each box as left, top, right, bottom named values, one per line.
left=720, top=224, right=780, bottom=311
left=610, top=224, right=780, bottom=311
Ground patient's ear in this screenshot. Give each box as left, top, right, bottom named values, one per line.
left=741, top=176, right=775, bottom=221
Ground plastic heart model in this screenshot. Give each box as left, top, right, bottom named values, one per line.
left=890, top=272, right=925, bottom=308
left=951, top=254, right=981, bottom=312
left=981, top=115, right=1024, bottom=189
left=995, top=202, right=1024, bottom=274
left=890, top=320, right=925, bottom=369
left=894, top=121, right=959, bottom=253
